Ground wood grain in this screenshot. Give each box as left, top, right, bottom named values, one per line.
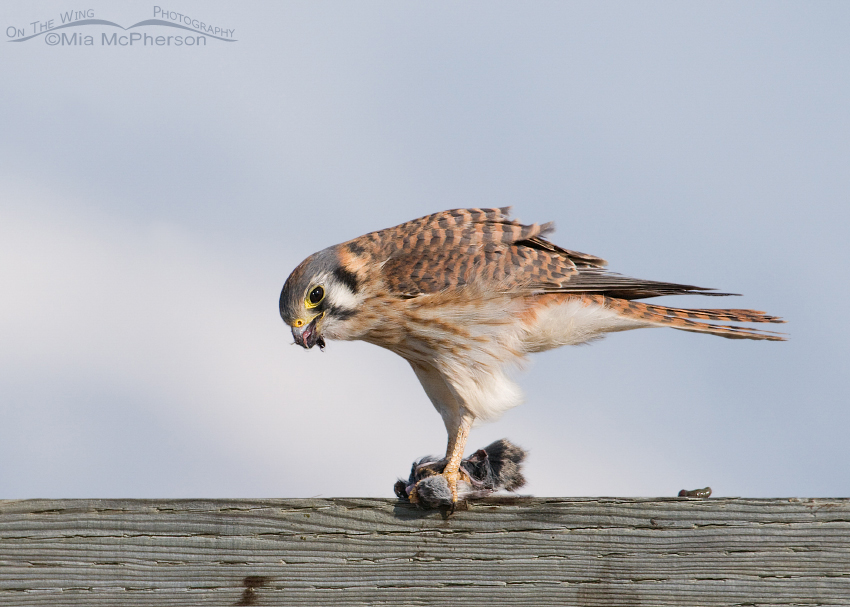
left=1, top=497, right=848, bottom=606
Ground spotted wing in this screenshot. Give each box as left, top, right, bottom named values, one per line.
left=343, top=207, right=723, bottom=299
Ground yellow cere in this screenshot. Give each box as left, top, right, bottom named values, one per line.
left=293, top=319, right=304, bottom=328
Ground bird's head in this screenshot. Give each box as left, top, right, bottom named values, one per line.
left=279, top=247, right=363, bottom=349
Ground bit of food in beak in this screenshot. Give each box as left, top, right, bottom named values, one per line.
left=292, top=315, right=325, bottom=350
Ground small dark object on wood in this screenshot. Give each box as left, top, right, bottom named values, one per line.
left=394, top=439, right=527, bottom=509
left=678, top=486, right=712, bottom=498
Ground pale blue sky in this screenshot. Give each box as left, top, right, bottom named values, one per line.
left=1, top=1, right=848, bottom=498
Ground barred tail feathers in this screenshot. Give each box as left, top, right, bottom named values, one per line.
left=597, top=296, right=786, bottom=341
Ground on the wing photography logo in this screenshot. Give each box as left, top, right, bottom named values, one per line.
left=6, top=6, right=236, bottom=47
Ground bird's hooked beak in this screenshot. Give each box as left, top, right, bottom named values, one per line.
left=292, top=314, right=326, bottom=350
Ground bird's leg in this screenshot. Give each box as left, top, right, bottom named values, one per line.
left=442, top=414, right=472, bottom=503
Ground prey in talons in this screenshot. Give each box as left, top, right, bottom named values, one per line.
left=395, top=439, right=528, bottom=510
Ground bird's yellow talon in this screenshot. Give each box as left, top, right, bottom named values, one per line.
left=443, top=470, right=460, bottom=503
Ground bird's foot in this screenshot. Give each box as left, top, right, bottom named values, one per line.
left=445, top=469, right=460, bottom=503
left=395, top=439, right=528, bottom=510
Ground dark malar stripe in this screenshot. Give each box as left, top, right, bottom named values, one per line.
left=326, top=304, right=357, bottom=321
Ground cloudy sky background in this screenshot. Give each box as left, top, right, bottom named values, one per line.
left=1, top=2, right=848, bottom=499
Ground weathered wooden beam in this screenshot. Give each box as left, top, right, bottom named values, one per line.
left=1, top=497, right=848, bottom=606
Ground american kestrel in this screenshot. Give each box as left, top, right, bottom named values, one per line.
left=279, top=208, right=783, bottom=503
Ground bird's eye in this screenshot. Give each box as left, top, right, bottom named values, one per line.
left=306, top=286, right=325, bottom=308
